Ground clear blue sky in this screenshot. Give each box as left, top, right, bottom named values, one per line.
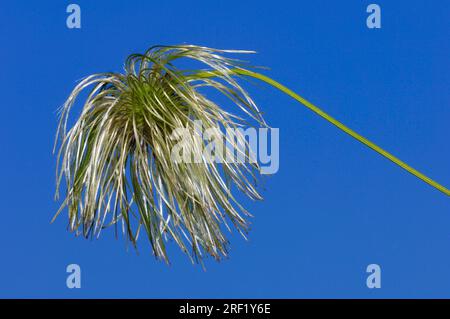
left=0, top=0, right=449, bottom=298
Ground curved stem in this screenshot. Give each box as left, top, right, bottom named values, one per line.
left=195, top=68, right=449, bottom=196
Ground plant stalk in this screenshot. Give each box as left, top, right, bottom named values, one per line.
left=195, top=68, right=449, bottom=196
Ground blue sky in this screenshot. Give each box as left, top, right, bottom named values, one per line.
left=0, top=0, right=449, bottom=298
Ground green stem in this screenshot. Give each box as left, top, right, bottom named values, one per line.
left=195, top=68, right=449, bottom=196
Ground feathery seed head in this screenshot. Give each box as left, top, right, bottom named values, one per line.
left=54, top=45, right=268, bottom=263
